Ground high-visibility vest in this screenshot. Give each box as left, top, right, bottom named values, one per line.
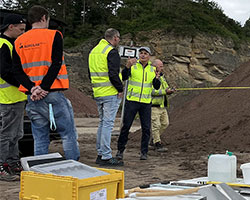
left=151, top=75, right=169, bottom=108
left=14, top=29, right=69, bottom=93
left=127, top=61, right=155, bottom=104
left=89, top=39, right=121, bottom=98
left=0, top=38, right=27, bottom=104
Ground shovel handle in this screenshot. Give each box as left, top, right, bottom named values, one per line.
left=135, top=187, right=200, bottom=197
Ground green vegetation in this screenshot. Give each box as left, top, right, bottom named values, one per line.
left=2, top=0, right=250, bottom=48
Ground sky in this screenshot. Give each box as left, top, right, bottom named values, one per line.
left=209, top=0, right=250, bottom=26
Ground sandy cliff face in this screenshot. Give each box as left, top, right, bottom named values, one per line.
left=129, top=31, right=250, bottom=87
left=64, top=30, right=250, bottom=94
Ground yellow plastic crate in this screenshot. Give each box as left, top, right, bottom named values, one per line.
left=19, top=168, right=124, bottom=200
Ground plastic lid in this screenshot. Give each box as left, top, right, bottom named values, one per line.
left=226, top=150, right=233, bottom=156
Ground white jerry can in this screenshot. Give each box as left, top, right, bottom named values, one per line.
left=208, top=151, right=237, bottom=183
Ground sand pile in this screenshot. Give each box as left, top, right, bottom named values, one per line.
left=130, top=61, right=250, bottom=154
left=63, top=87, right=98, bottom=117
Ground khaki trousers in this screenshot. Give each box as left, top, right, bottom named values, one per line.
left=151, top=107, right=169, bottom=144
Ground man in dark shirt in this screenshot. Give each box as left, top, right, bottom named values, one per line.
left=89, top=28, right=123, bottom=166
left=0, top=14, right=26, bottom=181
left=12, top=5, right=80, bottom=160
left=116, top=47, right=161, bottom=161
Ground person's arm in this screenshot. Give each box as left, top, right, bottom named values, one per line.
left=152, top=77, right=169, bottom=96
left=0, top=44, right=20, bottom=87
left=153, top=77, right=161, bottom=90
left=107, top=49, right=123, bottom=93
left=162, top=75, right=175, bottom=94
left=12, top=45, right=35, bottom=93
left=39, top=32, right=63, bottom=91
left=88, top=67, right=91, bottom=81
left=121, top=67, right=131, bottom=81
left=122, top=57, right=137, bottom=81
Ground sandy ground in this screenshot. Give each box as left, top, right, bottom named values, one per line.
left=0, top=117, right=247, bottom=200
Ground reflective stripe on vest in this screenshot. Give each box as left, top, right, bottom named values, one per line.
left=89, top=39, right=121, bottom=98
left=152, top=88, right=163, bottom=95
left=0, top=83, right=11, bottom=88
left=102, top=44, right=112, bottom=53
left=128, top=80, right=152, bottom=88
left=128, top=91, right=151, bottom=99
left=0, top=38, right=27, bottom=104
left=22, top=60, right=66, bottom=69
left=14, top=29, right=69, bottom=92
left=90, top=72, right=109, bottom=76
left=29, top=74, right=68, bottom=82
left=126, top=62, right=155, bottom=104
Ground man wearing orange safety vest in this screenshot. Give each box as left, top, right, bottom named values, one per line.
left=12, top=5, right=80, bottom=160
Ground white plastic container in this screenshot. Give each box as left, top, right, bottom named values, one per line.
left=208, top=152, right=237, bottom=183
left=21, top=152, right=63, bottom=171
left=240, top=163, right=250, bottom=184
left=30, top=159, right=109, bottom=179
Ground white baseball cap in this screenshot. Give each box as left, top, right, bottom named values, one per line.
left=139, top=46, right=152, bottom=55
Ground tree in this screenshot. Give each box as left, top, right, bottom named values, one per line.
left=2, top=0, right=249, bottom=47
left=244, top=18, right=250, bottom=37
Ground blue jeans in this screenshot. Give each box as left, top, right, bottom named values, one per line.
left=0, top=101, right=25, bottom=165
left=95, top=95, right=121, bottom=160
left=25, top=92, right=80, bottom=160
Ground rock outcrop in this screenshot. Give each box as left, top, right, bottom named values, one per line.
left=64, top=30, right=250, bottom=95
left=129, top=31, right=250, bottom=87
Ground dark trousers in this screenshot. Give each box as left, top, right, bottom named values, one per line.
left=117, top=100, right=151, bottom=154
left=0, top=101, right=25, bottom=164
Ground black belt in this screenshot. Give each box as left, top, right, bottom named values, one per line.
left=151, top=105, right=161, bottom=107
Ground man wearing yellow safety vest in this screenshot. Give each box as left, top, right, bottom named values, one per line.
left=116, top=47, right=161, bottom=161
left=0, top=14, right=26, bottom=181
left=89, top=28, right=124, bottom=166
left=151, top=59, right=175, bottom=152
left=12, top=6, right=80, bottom=161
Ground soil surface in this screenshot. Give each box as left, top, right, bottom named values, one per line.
left=2, top=61, right=250, bottom=199
left=162, top=61, right=250, bottom=154
left=1, top=119, right=249, bottom=200
left=0, top=118, right=212, bottom=200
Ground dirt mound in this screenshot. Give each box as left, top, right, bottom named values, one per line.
left=129, top=61, right=250, bottom=155
left=63, top=87, right=98, bottom=117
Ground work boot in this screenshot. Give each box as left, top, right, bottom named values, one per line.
left=95, top=155, right=102, bottom=164
left=154, top=142, right=168, bottom=152
left=149, top=139, right=154, bottom=147
left=140, top=153, right=147, bottom=160
left=9, top=161, right=23, bottom=176
left=116, top=150, right=124, bottom=160
left=99, top=157, right=124, bottom=166
left=0, top=164, right=19, bottom=182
